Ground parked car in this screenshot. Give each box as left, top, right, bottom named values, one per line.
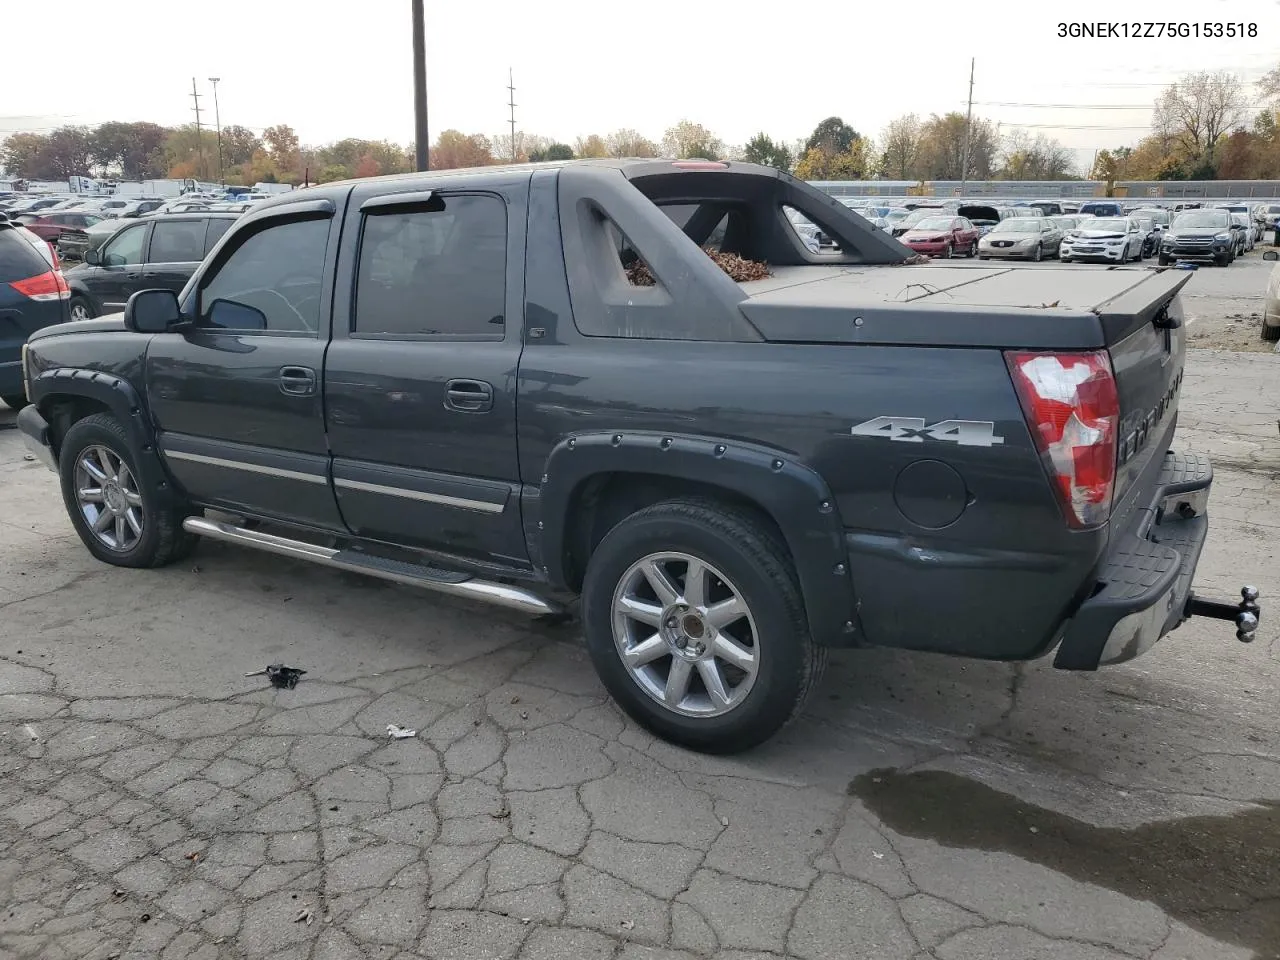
left=57, top=218, right=129, bottom=262
left=1261, top=250, right=1280, bottom=342
left=63, top=213, right=238, bottom=319
left=0, top=219, right=70, bottom=410
left=115, top=198, right=166, bottom=219
left=899, top=215, right=980, bottom=258
left=1159, top=209, right=1235, bottom=266
left=1254, top=203, right=1280, bottom=237
left=1028, top=201, right=1063, bottom=216
left=15, top=159, right=1258, bottom=753
left=1078, top=200, right=1123, bottom=217
left=1060, top=216, right=1145, bottom=263
left=977, top=216, right=1063, bottom=260
left=891, top=207, right=957, bottom=237
left=1050, top=215, right=1088, bottom=233
left=1131, top=207, right=1171, bottom=230
left=957, top=204, right=1002, bottom=236
left=20, top=212, right=105, bottom=245
left=153, top=198, right=213, bottom=216
left=1229, top=212, right=1254, bottom=253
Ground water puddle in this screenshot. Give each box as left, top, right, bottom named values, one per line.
left=850, top=769, right=1280, bottom=957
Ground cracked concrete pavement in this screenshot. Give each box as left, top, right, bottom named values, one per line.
left=1, top=345, right=1278, bottom=959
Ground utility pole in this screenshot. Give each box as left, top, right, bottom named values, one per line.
left=208, top=77, right=224, bottom=184
left=411, top=0, right=429, bottom=171
left=190, top=77, right=205, bottom=182
left=507, top=68, right=518, bottom=162
left=959, top=57, right=974, bottom=195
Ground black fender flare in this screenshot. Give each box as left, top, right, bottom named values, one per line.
left=537, top=430, right=861, bottom=647
left=29, top=367, right=180, bottom=506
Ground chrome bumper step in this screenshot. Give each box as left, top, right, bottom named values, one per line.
left=181, top=517, right=561, bottom=617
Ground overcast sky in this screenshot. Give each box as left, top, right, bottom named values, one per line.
left=4, top=0, right=1277, bottom=173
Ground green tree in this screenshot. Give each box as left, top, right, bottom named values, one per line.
left=164, top=125, right=219, bottom=180
left=879, top=114, right=923, bottom=179
left=804, top=117, right=859, bottom=156
left=220, top=125, right=261, bottom=167
left=1, top=133, right=49, bottom=178
left=916, top=112, right=998, bottom=179
left=529, top=143, right=573, bottom=162
left=742, top=133, right=791, bottom=170
left=90, top=121, right=168, bottom=178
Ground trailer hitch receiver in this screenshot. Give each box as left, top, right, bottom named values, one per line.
left=1185, top=586, right=1260, bottom=642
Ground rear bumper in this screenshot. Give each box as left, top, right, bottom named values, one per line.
left=1054, top=450, right=1239, bottom=669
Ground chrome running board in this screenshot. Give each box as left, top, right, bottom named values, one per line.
left=182, top=517, right=562, bottom=617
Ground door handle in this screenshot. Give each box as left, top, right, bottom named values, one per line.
left=279, top=365, right=317, bottom=397
left=444, top=379, right=493, bottom=413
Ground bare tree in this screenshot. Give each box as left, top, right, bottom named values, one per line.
left=1152, top=71, right=1247, bottom=160
left=605, top=128, right=659, bottom=158
left=879, top=114, right=923, bottom=179
left=1259, top=63, right=1280, bottom=107
left=998, top=130, right=1074, bottom=179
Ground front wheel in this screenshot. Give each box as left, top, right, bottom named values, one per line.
left=944, top=244, right=954, bottom=259
left=1032, top=244, right=1043, bottom=262
left=1060, top=257, right=1072, bottom=264
left=1261, top=323, right=1280, bottom=343
left=582, top=499, right=826, bottom=753
left=967, top=241, right=977, bottom=258
left=1159, top=254, right=1172, bottom=265
left=58, top=413, right=196, bottom=568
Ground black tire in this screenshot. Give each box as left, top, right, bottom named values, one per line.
left=1262, top=323, right=1280, bottom=343
left=58, top=413, right=196, bottom=568
left=1060, top=257, right=1072, bottom=264
left=1032, top=244, right=1043, bottom=262
left=1159, top=254, right=1172, bottom=266
left=1216, top=252, right=1232, bottom=267
left=68, top=296, right=94, bottom=322
left=944, top=244, right=953, bottom=259
left=967, top=241, right=976, bottom=258
left=978, top=255, right=989, bottom=260
left=581, top=499, right=827, bottom=754
left=2, top=394, right=29, bottom=411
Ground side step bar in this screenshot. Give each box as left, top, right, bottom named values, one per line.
left=182, top=517, right=563, bottom=617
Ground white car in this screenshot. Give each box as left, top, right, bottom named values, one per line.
left=1230, top=212, right=1254, bottom=253
left=1059, top=216, right=1145, bottom=263
left=1262, top=249, right=1279, bottom=342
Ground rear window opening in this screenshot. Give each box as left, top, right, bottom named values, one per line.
left=608, top=213, right=772, bottom=287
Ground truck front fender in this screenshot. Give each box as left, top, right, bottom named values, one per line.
left=29, top=367, right=178, bottom=504
left=537, top=431, right=861, bottom=647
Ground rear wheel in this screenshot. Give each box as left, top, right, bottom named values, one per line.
left=58, top=413, right=196, bottom=568
left=69, top=296, right=94, bottom=322
left=967, top=241, right=977, bottom=258
left=582, top=499, right=826, bottom=754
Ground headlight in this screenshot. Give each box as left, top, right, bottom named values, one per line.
left=1214, top=232, right=1230, bottom=241
left=1105, top=239, right=1124, bottom=245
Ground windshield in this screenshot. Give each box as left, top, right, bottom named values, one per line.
left=884, top=209, right=909, bottom=221
left=911, top=217, right=954, bottom=231
left=1173, top=211, right=1229, bottom=228
left=1086, top=218, right=1129, bottom=232
left=992, top=218, right=1040, bottom=233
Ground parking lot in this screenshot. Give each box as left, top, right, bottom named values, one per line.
left=1, top=257, right=1278, bottom=960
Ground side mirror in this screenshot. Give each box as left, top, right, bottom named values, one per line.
left=206, top=298, right=267, bottom=331
left=1264, top=251, right=1279, bottom=261
left=103, top=252, right=127, bottom=267
left=124, top=289, right=183, bottom=333
left=83, top=248, right=100, bottom=265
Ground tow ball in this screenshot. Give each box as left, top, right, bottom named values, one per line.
left=1185, top=586, right=1261, bottom=642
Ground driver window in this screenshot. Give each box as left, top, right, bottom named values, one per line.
left=198, top=217, right=329, bottom=336
left=102, top=224, right=147, bottom=266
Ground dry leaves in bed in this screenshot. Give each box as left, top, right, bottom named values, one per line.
left=627, top=248, right=771, bottom=286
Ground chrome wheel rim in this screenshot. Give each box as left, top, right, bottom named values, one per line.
left=75, top=445, right=144, bottom=552
left=611, top=552, right=760, bottom=718
left=70, top=302, right=90, bottom=322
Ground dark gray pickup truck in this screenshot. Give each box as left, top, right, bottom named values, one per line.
left=14, top=160, right=1260, bottom=752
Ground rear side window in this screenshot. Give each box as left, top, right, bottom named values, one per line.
left=149, top=221, right=205, bottom=263
left=354, top=194, right=506, bottom=338
left=0, top=228, right=49, bottom=282
left=203, top=218, right=233, bottom=255
left=199, top=217, right=329, bottom=336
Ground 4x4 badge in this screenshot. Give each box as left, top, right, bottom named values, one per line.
left=850, top=417, right=1005, bottom=447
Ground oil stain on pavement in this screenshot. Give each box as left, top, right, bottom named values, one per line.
left=850, top=769, right=1280, bottom=957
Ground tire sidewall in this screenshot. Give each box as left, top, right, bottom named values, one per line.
left=59, top=415, right=164, bottom=568
left=69, top=297, right=93, bottom=322
left=582, top=510, right=808, bottom=752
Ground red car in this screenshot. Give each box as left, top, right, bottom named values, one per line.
left=18, top=211, right=105, bottom=245
left=899, top=215, right=980, bottom=258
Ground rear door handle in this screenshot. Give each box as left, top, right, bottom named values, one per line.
left=279, top=365, right=317, bottom=396
left=444, top=378, right=493, bottom=413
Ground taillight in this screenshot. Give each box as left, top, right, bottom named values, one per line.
left=10, top=269, right=71, bottom=302
left=1005, top=350, right=1119, bottom=529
